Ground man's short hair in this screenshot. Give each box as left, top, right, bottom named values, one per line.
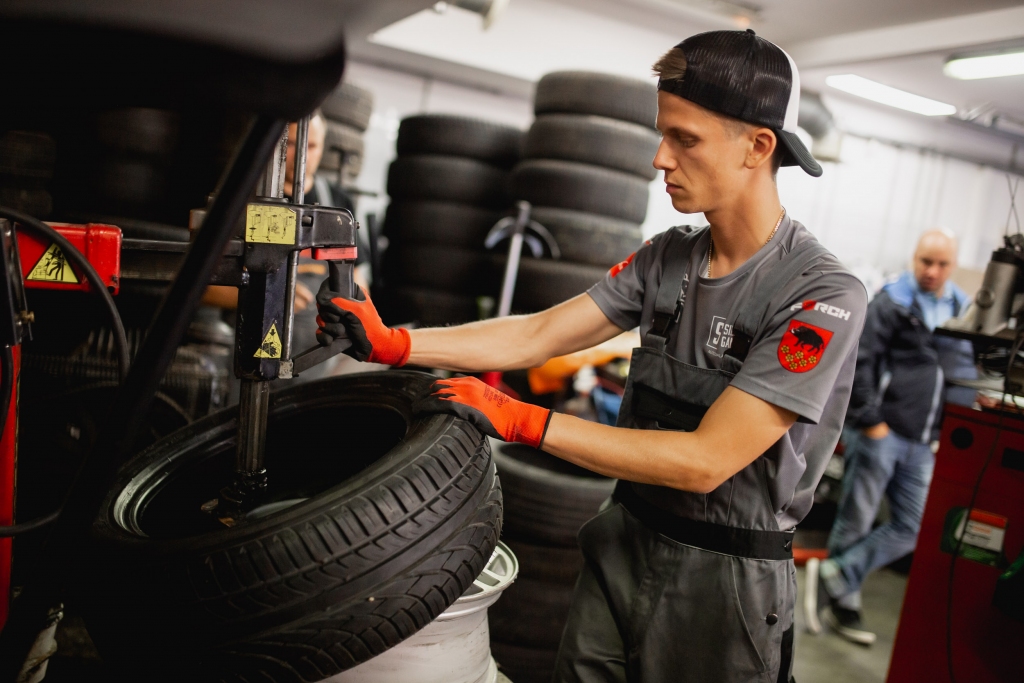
left=654, top=46, right=785, bottom=176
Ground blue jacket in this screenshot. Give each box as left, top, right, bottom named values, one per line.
left=847, top=272, right=976, bottom=442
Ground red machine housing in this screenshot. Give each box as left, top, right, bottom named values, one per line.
left=16, top=223, right=121, bottom=294
left=0, top=347, right=19, bottom=631
left=888, top=403, right=1024, bottom=683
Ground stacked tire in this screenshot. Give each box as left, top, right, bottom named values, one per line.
left=488, top=440, right=616, bottom=683
left=506, top=71, right=658, bottom=312
left=319, top=81, right=374, bottom=185
left=381, top=114, right=523, bottom=326
left=0, top=130, right=56, bottom=218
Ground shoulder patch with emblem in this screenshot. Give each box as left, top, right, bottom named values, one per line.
left=609, top=252, right=636, bottom=278
left=778, top=320, right=833, bottom=373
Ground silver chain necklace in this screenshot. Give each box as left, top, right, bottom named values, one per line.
left=706, top=207, right=786, bottom=279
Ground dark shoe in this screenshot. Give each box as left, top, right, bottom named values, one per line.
left=823, top=605, right=877, bottom=645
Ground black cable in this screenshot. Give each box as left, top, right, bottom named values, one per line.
left=0, top=206, right=129, bottom=380
left=0, top=510, right=59, bottom=538
left=944, top=330, right=1022, bottom=683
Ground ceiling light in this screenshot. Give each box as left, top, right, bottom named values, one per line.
left=945, top=50, right=1024, bottom=80
left=825, top=74, right=956, bottom=117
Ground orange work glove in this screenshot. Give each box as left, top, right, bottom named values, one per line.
left=414, top=376, right=552, bottom=448
left=316, top=281, right=411, bottom=366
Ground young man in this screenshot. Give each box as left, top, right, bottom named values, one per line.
left=317, top=30, right=867, bottom=682
left=806, top=230, right=974, bottom=645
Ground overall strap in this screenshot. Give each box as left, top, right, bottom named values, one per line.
left=645, top=226, right=707, bottom=352
left=726, top=239, right=832, bottom=362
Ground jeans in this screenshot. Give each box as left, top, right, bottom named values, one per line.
left=825, top=427, right=935, bottom=610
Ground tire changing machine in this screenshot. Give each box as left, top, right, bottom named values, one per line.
left=0, top=3, right=355, bottom=677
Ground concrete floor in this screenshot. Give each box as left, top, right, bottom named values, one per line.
left=793, top=566, right=908, bottom=683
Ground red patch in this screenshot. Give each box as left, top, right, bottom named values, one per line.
left=778, top=320, right=834, bottom=373
left=608, top=252, right=636, bottom=278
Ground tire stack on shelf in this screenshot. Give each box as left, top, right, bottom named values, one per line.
left=488, top=440, right=616, bottom=683
left=381, top=114, right=523, bottom=326
left=319, top=81, right=374, bottom=185
left=0, top=130, right=56, bottom=218
left=505, top=71, right=659, bottom=312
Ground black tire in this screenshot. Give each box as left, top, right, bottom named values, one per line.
left=385, top=244, right=497, bottom=294
left=93, top=108, right=181, bottom=157
left=92, top=157, right=169, bottom=207
left=0, top=130, right=56, bottom=180
left=492, top=441, right=613, bottom=546
left=490, top=256, right=607, bottom=313
left=84, top=372, right=502, bottom=683
left=388, top=155, right=510, bottom=209
left=491, top=641, right=560, bottom=683
left=384, top=201, right=501, bottom=250
left=385, top=286, right=481, bottom=327
left=321, top=82, right=374, bottom=132
left=322, top=121, right=364, bottom=177
left=531, top=207, right=642, bottom=268
left=525, top=114, right=659, bottom=180
left=397, top=115, right=523, bottom=168
left=511, top=159, right=649, bottom=224
left=489, top=539, right=583, bottom=653
left=534, top=71, right=658, bottom=129
left=0, top=186, right=52, bottom=218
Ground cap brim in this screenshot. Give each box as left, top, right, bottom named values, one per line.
left=776, top=129, right=822, bottom=177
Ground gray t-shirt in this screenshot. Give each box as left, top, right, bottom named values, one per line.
left=589, top=216, right=868, bottom=529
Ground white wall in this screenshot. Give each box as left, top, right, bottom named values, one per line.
left=344, top=60, right=1023, bottom=295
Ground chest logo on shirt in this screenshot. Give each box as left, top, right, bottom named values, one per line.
left=778, top=320, right=834, bottom=373
left=705, top=315, right=733, bottom=357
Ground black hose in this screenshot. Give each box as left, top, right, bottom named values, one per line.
left=0, top=207, right=129, bottom=380
left=0, top=510, right=59, bottom=538
left=0, top=115, right=287, bottom=682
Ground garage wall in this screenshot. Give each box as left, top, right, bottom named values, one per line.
left=344, top=60, right=1022, bottom=294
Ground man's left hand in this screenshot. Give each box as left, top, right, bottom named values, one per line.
left=414, top=376, right=552, bottom=448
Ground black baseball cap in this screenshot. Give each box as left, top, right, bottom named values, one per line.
left=657, top=29, right=822, bottom=177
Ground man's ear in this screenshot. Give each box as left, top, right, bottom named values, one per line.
left=746, top=128, right=777, bottom=170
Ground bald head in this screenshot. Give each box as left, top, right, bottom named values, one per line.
left=913, top=229, right=957, bottom=294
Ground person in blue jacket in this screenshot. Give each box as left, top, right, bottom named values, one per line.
left=807, top=229, right=976, bottom=644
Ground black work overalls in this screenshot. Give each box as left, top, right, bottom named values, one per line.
left=554, top=227, right=830, bottom=683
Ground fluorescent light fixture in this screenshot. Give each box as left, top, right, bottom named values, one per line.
left=825, top=74, right=956, bottom=117
left=944, top=50, right=1024, bottom=80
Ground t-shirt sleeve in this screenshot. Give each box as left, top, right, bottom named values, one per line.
left=586, top=232, right=667, bottom=330
left=730, top=271, right=868, bottom=424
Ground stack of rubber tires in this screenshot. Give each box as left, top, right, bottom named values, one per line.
left=381, top=114, right=523, bottom=326
left=0, top=130, right=56, bottom=218
left=319, top=81, right=374, bottom=185
left=505, top=71, right=659, bottom=312
left=488, top=440, right=616, bottom=683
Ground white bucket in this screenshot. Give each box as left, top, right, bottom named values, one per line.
left=327, top=542, right=519, bottom=683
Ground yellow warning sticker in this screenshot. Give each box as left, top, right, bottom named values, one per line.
left=245, top=205, right=296, bottom=245
left=28, top=243, right=78, bottom=283
left=254, top=322, right=282, bottom=359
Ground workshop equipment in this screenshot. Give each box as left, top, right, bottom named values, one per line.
left=886, top=403, right=1024, bottom=683
left=207, top=116, right=359, bottom=520
left=480, top=200, right=558, bottom=387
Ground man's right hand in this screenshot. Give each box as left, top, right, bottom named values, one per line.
left=316, top=281, right=411, bottom=366
left=862, top=422, right=889, bottom=440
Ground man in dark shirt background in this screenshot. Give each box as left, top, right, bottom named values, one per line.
left=806, top=230, right=975, bottom=644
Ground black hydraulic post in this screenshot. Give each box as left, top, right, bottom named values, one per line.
left=0, top=116, right=287, bottom=682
